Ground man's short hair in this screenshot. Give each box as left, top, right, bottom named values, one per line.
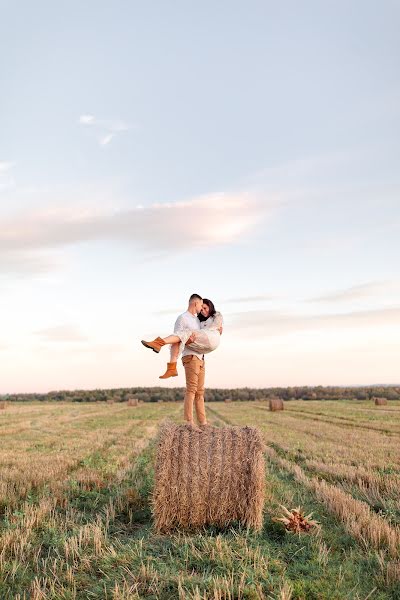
left=189, top=293, right=202, bottom=303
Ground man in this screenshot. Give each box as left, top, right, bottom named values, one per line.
left=175, top=293, right=207, bottom=429
left=141, top=293, right=218, bottom=429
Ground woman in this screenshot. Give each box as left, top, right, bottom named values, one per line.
left=142, top=299, right=223, bottom=379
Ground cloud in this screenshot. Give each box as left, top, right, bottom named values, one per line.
left=79, top=115, right=95, bottom=125
left=0, top=192, right=272, bottom=276
left=154, top=294, right=275, bottom=315
left=156, top=284, right=400, bottom=318
left=307, top=280, right=400, bottom=303
left=35, top=325, right=87, bottom=342
left=223, top=295, right=275, bottom=303
left=229, top=306, right=400, bottom=338
left=79, top=114, right=130, bottom=147
left=0, top=250, right=63, bottom=277
left=0, top=192, right=272, bottom=275
left=99, top=133, right=114, bottom=146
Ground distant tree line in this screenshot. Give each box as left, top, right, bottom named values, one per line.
left=1, top=385, right=399, bottom=403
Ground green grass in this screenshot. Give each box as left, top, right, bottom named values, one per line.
left=0, top=400, right=399, bottom=599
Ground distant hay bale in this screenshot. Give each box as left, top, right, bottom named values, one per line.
left=153, top=421, right=265, bottom=533
left=107, top=398, right=115, bottom=405
left=0, top=401, right=7, bottom=410
left=224, top=398, right=232, bottom=403
left=374, top=397, right=388, bottom=406
left=127, top=397, right=139, bottom=407
left=269, top=398, right=284, bottom=411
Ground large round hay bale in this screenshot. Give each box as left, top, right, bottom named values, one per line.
left=153, top=422, right=265, bottom=532
left=374, top=397, right=388, bottom=406
left=269, top=398, right=284, bottom=411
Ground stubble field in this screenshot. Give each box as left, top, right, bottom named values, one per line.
left=0, top=399, right=399, bottom=599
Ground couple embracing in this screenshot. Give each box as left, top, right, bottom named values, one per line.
left=141, top=293, right=224, bottom=430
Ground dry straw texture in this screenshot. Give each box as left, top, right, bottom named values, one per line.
left=374, top=397, right=388, bottom=406
left=127, top=398, right=139, bottom=407
left=153, top=421, right=266, bottom=533
left=269, top=398, right=284, bottom=411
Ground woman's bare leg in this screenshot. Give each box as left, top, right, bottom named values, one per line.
left=162, top=335, right=181, bottom=344
left=170, top=342, right=180, bottom=362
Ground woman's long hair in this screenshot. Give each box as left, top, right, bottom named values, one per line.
left=198, top=298, right=216, bottom=321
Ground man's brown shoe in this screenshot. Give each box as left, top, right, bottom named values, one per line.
left=199, top=423, right=211, bottom=430
left=159, top=362, right=178, bottom=379
left=185, top=422, right=202, bottom=432
left=141, top=337, right=166, bottom=353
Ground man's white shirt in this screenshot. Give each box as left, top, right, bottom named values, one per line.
left=174, top=311, right=203, bottom=359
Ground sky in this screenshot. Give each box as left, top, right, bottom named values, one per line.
left=1, top=1, right=399, bottom=393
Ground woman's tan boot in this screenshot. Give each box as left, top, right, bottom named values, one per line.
left=159, top=362, right=178, bottom=379
left=141, top=337, right=166, bottom=353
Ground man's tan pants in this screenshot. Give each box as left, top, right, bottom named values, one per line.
left=182, top=355, right=206, bottom=424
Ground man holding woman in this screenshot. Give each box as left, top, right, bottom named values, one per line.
left=141, top=293, right=223, bottom=429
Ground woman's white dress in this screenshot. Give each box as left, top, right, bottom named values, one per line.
left=175, top=312, right=223, bottom=357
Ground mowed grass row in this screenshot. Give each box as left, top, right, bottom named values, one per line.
left=250, top=401, right=400, bottom=516
left=0, top=400, right=399, bottom=599
left=0, top=402, right=173, bottom=510
left=211, top=401, right=400, bottom=591
left=213, top=401, right=400, bottom=525
left=0, top=401, right=179, bottom=599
